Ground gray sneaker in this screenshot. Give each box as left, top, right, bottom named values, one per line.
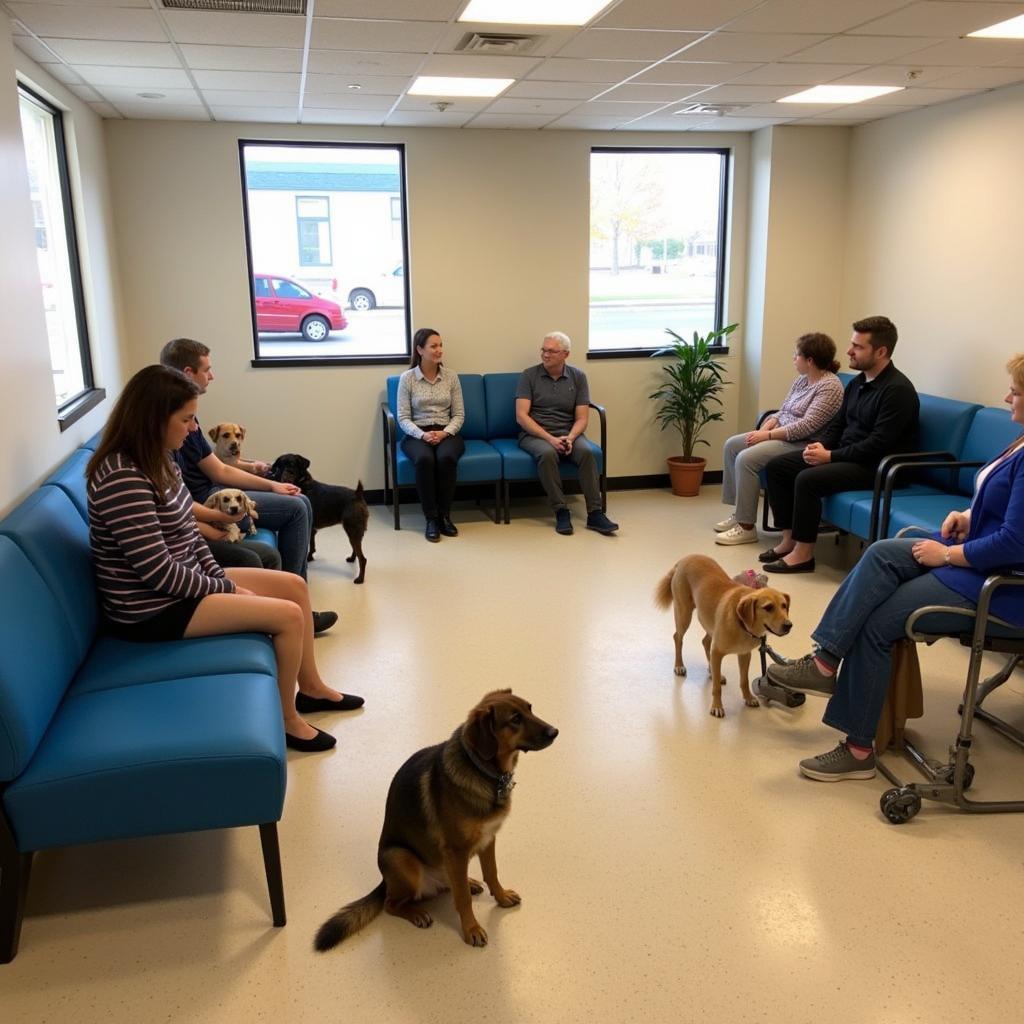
left=766, top=654, right=836, bottom=696
left=799, top=743, right=876, bottom=782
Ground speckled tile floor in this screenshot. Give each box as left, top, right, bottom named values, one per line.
left=4, top=489, right=1024, bottom=1024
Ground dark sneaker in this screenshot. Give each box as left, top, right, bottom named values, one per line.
left=799, top=743, right=876, bottom=782
left=312, top=610, right=338, bottom=635
left=766, top=654, right=836, bottom=696
left=586, top=510, right=619, bottom=535
left=555, top=509, right=573, bottom=535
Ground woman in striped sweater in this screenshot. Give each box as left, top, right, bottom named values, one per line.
left=87, top=365, right=360, bottom=753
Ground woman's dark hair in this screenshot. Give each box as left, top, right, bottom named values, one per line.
left=796, top=332, right=840, bottom=373
left=410, top=327, right=441, bottom=369
left=87, top=365, right=200, bottom=497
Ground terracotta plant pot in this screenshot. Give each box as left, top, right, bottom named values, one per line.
left=667, top=455, right=706, bottom=496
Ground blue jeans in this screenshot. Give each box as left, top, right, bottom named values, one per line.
left=210, top=487, right=313, bottom=578
left=813, top=539, right=974, bottom=747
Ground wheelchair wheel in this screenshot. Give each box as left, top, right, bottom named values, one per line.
left=939, top=763, right=975, bottom=790
left=880, top=787, right=921, bottom=824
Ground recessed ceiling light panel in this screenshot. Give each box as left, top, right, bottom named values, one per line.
left=968, top=14, right=1024, bottom=38
left=778, top=85, right=904, bottom=104
left=408, top=75, right=513, bottom=98
left=460, top=0, right=612, bottom=27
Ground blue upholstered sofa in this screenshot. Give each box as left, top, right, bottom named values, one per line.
left=0, top=442, right=288, bottom=963
left=381, top=372, right=606, bottom=527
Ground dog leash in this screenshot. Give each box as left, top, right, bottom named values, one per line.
left=459, top=732, right=516, bottom=802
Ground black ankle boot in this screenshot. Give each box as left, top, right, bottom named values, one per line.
left=439, top=515, right=458, bottom=537
left=425, top=518, right=441, bottom=542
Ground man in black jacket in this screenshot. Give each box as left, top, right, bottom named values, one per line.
left=762, top=316, right=919, bottom=573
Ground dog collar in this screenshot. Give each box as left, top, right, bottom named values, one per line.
left=738, top=617, right=763, bottom=643
left=459, top=732, right=516, bottom=801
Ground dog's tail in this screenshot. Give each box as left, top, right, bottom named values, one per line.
left=653, top=565, right=677, bottom=610
left=314, top=880, right=386, bottom=952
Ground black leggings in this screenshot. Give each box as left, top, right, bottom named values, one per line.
left=401, top=426, right=465, bottom=518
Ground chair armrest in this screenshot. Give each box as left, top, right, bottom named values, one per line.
left=756, top=408, right=780, bottom=429
left=871, top=454, right=979, bottom=541
left=589, top=402, right=607, bottom=465
left=380, top=403, right=398, bottom=461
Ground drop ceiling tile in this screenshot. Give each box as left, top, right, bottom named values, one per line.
left=311, top=18, right=446, bottom=52
left=526, top=57, right=649, bottom=82
left=633, top=61, right=760, bottom=84
left=25, top=0, right=149, bottom=6
left=784, top=34, right=944, bottom=63
left=301, top=108, right=389, bottom=124
left=179, top=45, right=303, bottom=73
left=544, top=114, right=634, bottom=128
left=201, top=89, right=299, bottom=108
left=468, top=113, right=556, bottom=128
left=8, top=4, right=166, bottom=41
left=12, top=37, right=60, bottom=63
left=692, top=83, right=798, bottom=102
left=858, top=85, right=978, bottom=104
left=211, top=107, right=298, bottom=123
left=597, top=82, right=702, bottom=101
left=192, top=70, right=301, bottom=90
left=386, top=109, right=476, bottom=126
left=895, top=37, right=1024, bottom=65
left=90, top=85, right=201, bottom=104
left=503, top=80, right=608, bottom=99
left=397, top=94, right=493, bottom=111
left=302, top=92, right=398, bottom=110
left=849, top=1, right=1024, bottom=36
left=582, top=99, right=674, bottom=114
left=114, top=103, right=209, bottom=120
left=832, top=64, right=970, bottom=86
left=163, top=11, right=307, bottom=47
left=671, top=33, right=829, bottom=63
left=556, top=28, right=702, bottom=61
left=739, top=101, right=843, bottom=116
left=88, top=101, right=122, bottom=119
left=922, top=65, right=1024, bottom=87
left=316, top=0, right=462, bottom=17
left=727, top=0, right=912, bottom=34
left=694, top=116, right=794, bottom=130
left=78, top=66, right=193, bottom=88
left=596, top=0, right=764, bottom=31
left=728, top=62, right=867, bottom=84
left=42, top=39, right=182, bottom=67
left=484, top=96, right=583, bottom=114
left=418, top=53, right=542, bottom=77
left=39, top=62, right=87, bottom=85
left=306, top=74, right=411, bottom=95
left=68, top=83, right=102, bottom=102
left=307, top=50, right=427, bottom=75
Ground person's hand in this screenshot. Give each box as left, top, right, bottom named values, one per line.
left=762, top=416, right=779, bottom=431
left=912, top=540, right=949, bottom=567
left=941, top=510, right=969, bottom=542
left=745, top=429, right=770, bottom=446
left=213, top=509, right=245, bottom=524
left=252, top=460, right=271, bottom=476
left=270, top=481, right=301, bottom=496
left=425, top=430, right=445, bottom=445
left=197, top=521, right=227, bottom=540
left=562, top=435, right=575, bottom=455
left=803, top=442, right=831, bottom=466
left=233, top=585, right=255, bottom=596
left=548, top=435, right=568, bottom=453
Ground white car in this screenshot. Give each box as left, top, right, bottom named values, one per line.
left=347, top=265, right=406, bottom=311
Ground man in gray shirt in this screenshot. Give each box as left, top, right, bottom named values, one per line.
left=516, top=331, right=618, bottom=535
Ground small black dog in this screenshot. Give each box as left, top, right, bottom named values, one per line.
left=268, top=454, right=368, bottom=584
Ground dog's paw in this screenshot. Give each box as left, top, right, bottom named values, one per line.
left=673, top=665, right=686, bottom=677
left=745, top=696, right=760, bottom=708
left=463, top=923, right=488, bottom=947
left=468, top=878, right=484, bottom=895
left=494, top=889, right=521, bottom=908
left=710, top=705, right=725, bottom=718
left=409, top=910, right=433, bottom=929
left=345, top=553, right=356, bottom=563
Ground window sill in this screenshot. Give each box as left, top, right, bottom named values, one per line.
left=58, top=387, right=106, bottom=431
left=587, top=346, right=730, bottom=361
left=251, top=355, right=410, bottom=369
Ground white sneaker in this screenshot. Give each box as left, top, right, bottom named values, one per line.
left=713, top=514, right=737, bottom=533
left=715, top=524, right=758, bottom=546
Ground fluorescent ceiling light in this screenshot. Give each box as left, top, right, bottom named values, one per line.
left=460, top=0, right=613, bottom=26
left=408, top=76, right=514, bottom=98
left=778, top=85, right=904, bottom=104
left=968, top=14, right=1024, bottom=38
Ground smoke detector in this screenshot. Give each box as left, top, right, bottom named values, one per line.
left=431, top=101, right=453, bottom=112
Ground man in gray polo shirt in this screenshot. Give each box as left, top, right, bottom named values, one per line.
left=515, top=331, right=619, bottom=535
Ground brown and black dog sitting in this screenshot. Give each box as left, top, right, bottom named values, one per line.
left=314, top=690, right=558, bottom=951
left=655, top=554, right=792, bottom=718
left=268, top=453, right=368, bottom=584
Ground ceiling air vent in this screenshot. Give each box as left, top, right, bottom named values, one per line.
left=675, top=103, right=744, bottom=117
left=455, top=32, right=542, bottom=55
left=160, top=0, right=306, bottom=13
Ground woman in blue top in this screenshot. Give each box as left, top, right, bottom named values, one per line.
left=768, top=355, right=1024, bottom=782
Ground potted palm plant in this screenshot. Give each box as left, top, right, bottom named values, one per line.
left=649, top=323, right=736, bottom=496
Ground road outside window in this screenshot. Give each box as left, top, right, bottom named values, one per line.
left=589, top=149, right=728, bottom=356
left=240, top=141, right=411, bottom=364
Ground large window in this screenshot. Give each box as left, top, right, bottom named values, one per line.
left=589, top=148, right=728, bottom=356
left=18, top=84, right=101, bottom=424
left=240, top=141, right=410, bottom=365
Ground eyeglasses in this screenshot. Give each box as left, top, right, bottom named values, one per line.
left=540, top=347, right=562, bottom=355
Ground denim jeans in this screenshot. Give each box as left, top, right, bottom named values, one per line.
left=210, top=487, right=313, bottom=578
left=813, top=539, right=974, bottom=747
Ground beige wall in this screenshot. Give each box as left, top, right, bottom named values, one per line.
left=0, top=21, right=126, bottom=516
left=104, top=120, right=753, bottom=486
left=842, top=84, right=1024, bottom=405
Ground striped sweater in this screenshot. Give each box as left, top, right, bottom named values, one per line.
left=775, top=372, right=845, bottom=441
left=88, top=451, right=235, bottom=624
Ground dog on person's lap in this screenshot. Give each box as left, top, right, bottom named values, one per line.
left=268, top=453, right=368, bottom=584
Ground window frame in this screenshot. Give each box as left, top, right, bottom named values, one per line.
left=238, top=139, right=412, bottom=368
left=18, top=82, right=104, bottom=428
left=586, top=146, right=731, bottom=362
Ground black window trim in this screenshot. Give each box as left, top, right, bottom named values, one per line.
left=19, top=82, right=104, bottom=426
left=586, top=145, right=731, bottom=362
left=239, top=138, right=412, bottom=368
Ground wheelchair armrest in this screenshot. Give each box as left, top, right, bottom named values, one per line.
left=905, top=574, right=1024, bottom=647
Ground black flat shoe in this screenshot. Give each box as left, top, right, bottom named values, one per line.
left=285, top=727, right=337, bottom=752
left=763, top=557, right=816, bottom=574
left=425, top=518, right=441, bottom=542
left=296, top=692, right=365, bottom=713
left=758, top=546, right=791, bottom=563
left=312, top=610, right=338, bottom=634
left=439, top=515, right=458, bottom=537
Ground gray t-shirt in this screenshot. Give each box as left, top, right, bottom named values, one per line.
left=516, top=363, right=590, bottom=436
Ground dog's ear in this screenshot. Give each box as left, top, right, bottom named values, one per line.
left=463, top=706, right=498, bottom=762
left=299, top=456, right=311, bottom=473
left=208, top=425, right=222, bottom=442
left=239, top=425, right=246, bottom=440
left=244, top=495, right=258, bottom=519
left=738, top=592, right=760, bottom=634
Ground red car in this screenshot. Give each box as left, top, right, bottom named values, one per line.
left=253, top=273, right=347, bottom=342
